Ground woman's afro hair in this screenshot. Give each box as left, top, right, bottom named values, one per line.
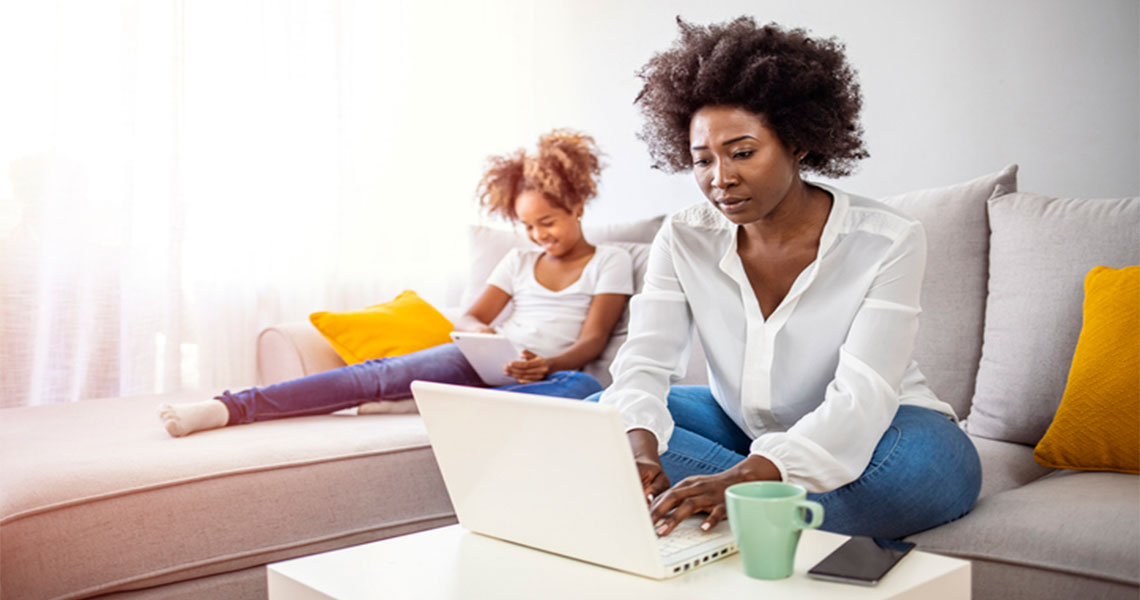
left=635, top=16, right=869, bottom=177
left=476, top=129, right=603, bottom=221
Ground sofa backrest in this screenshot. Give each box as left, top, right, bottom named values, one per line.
left=459, top=168, right=1137, bottom=446
left=966, top=192, right=1139, bottom=445
left=884, top=164, right=1138, bottom=446
left=880, top=165, right=1018, bottom=420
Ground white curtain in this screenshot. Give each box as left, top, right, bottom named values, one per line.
left=0, top=0, right=542, bottom=408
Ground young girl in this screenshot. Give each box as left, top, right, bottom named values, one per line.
left=160, top=129, right=633, bottom=437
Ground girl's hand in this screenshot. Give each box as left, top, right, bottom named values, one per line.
left=451, top=313, right=498, bottom=334
left=454, top=323, right=496, bottom=334
left=649, top=455, right=780, bottom=536
left=504, top=350, right=550, bottom=383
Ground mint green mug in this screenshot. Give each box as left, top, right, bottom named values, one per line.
left=725, top=481, right=825, bottom=580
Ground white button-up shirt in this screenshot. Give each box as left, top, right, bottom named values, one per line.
left=600, top=183, right=955, bottom=493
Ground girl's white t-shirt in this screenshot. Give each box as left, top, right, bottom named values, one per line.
left=485, top=244, right=633, bottom=360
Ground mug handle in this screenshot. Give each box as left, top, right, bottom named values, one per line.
left=793, top=500, right=825, bottom=530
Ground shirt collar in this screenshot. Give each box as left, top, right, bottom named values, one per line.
left=716, top=181, right=848, bottom=268
left=811, top=181, right=848, bottom=258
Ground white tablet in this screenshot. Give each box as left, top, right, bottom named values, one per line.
left=449, top=331, right=524, bottom=386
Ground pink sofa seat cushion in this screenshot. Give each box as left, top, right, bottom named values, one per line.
left=0, top=392, right=454, bottom=599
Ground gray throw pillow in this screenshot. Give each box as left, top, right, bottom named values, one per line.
left=965, top=193, right=1140, bottom=445
left=880, top=165, right=1018, bottom=419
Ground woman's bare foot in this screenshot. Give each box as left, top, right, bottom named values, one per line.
left=158, top=400, right=229, bottom=437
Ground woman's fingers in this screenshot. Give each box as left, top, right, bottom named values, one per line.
left=634, top=458, right=670, bottom=504
left=648, top=469, right=671, bottom=498
left=628, top=430, right=670, bottom=506
left=649, top=488, right=681, bottom=523
left=650, top=475, right=728, bottom=535
left=701, top=503, right=727, bottom=531
left=632, top=440, right=749, bottom=536
left=652, top=494, right=702, bottom=536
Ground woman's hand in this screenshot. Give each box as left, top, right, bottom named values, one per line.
left=628, top=429, right=671, bottom=503
left=650, top=455, right=780, bottom=536
left=504, top=350, right=550, bottom=384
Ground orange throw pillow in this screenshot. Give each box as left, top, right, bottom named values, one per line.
left=1034, top=266, right=1139, bottom=473
left=309, top=290, right=453, bottom=365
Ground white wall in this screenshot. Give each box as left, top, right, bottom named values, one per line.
left=5, top=0, right=1135, bottom=234
left=469, top=0, right=1139, bottom=226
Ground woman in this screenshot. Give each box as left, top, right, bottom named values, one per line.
left=595, top=17, right=981, bottom=540
left=160, top=129, right=632, bottom=436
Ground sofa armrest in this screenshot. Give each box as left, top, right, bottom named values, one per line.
left=254, top=307, right=463, bottom=387
left=256, top=322, right=346, bottom=386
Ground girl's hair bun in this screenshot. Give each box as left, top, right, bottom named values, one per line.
left=478, top=129, right=603, bottom=221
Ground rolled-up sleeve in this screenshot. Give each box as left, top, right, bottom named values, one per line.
left=600, top=226, right=693, bottom=455
left=749, top=223, right=928, bottom=492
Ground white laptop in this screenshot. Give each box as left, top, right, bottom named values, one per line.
left=410, top=380, right=738, bottom=579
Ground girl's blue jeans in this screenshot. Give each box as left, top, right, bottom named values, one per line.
left=587, top=385, right=981, bottom=540
left=218, top=342, right=602, bottom=424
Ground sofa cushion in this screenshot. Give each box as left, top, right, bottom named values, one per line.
left=879, top=165, right=1017, bottom=419
left=969, top=435, right=1054, bottom=500
left=965, top=559, right=1139, bottom=600
left=0, top=393, right=455, bottom=599
left=1033, top=266, right=1139, bottom=473
left=967, top=193, right=1139, bottom=444
left=907, top=470, right=1140, bottom=587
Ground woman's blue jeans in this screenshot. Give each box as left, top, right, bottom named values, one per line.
left=587, top=385, right=981, bottom=540
left=218, top=343, right=602, bottom=425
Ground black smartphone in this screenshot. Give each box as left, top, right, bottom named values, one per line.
left=807, top=536, right=916, bottom=586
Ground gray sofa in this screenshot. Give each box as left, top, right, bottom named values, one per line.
left=2, top=165, right=1136, bottom=599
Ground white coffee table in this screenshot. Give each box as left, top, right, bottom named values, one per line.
left=268, top=524, right=969, bottom=599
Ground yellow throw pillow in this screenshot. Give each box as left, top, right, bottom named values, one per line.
left=309, top=290, right=454, bottom=365
left=1034, top=265, right=1139, bottom=473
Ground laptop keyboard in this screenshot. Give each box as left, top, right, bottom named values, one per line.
left=655, top=520, right=724, bottom=557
